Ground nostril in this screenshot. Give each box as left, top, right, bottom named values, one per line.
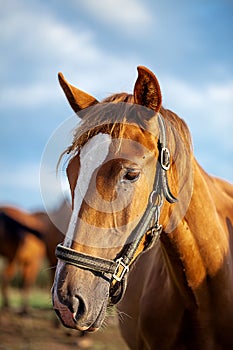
left=72, top=295, right=86, bottom=322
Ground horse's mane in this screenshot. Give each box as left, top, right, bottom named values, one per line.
left=64, top=93, right=192, bottom=162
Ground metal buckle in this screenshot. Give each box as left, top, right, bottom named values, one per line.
left=160, top=147, right=170, bottom=171
left=113, top=258, right=129, bottom=282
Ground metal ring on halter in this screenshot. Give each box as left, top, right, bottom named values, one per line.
left=149, top=190, right=163, bottom=207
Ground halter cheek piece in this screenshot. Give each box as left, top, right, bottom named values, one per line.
left=55, top=113, right=177, bottom=304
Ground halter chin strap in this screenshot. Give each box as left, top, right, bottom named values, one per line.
left=55, top=113, right=177, bottom=304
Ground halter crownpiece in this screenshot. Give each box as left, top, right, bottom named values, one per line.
left=55, top=113, right=177, bottom=304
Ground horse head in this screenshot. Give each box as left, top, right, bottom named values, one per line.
left=52, top=66, right=192, bottom=331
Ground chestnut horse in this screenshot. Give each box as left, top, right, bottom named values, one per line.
left=0, top=206, right=46, bottom=312
left=52, top=66, right=233, bottom=349
left=35, top=200, right=71, bottom=278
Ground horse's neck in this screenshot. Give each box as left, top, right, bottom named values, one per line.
left=161, top=159, right=233, bottom=306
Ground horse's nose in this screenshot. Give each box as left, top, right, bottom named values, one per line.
left=69, top=294, right=86, bottom=323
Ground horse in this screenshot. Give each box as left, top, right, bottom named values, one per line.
left=0, top=206, right=46, bottom=312
left=52, top=66, right=233, bottom=349
left=34, top=200, right=71, bottom=278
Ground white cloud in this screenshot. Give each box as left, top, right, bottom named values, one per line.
left=0, top=2, right=101, bottom=62
left=161, top=75, right=233, bottom=181
left=79, top=0, right=152, bottom=33
left=0, top=83, right=58, bottom=107
left=167, top=79, right=233, bottom=111
left=0, top=0, right=140, bottom=107
left=162, top=75, right=233, bottom=133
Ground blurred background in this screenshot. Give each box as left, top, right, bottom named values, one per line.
left=0, top=0, right=232, bottom=349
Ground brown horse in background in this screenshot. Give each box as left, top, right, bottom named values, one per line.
left=0, top=206, right=46, bottom=312
left=0, top=201, right=71, bottom=312
left=35, top=200, right=71, bottom=278
left=52, top=66, right=233, bottom=349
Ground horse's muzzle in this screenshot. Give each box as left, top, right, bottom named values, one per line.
left=52, top=262, right=109, bottom=331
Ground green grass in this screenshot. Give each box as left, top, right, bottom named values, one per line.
left=27, top=288, right=52, bottom=309
left=0, top=257, right=53, bottom=309
left=0, top=287, right=52, bottom=309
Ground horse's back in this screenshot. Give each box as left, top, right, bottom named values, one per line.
left=208, top=175, right=233, bottom=232
left=212, top=176, right=233, bottom=204
left=0, top=206, right=46, bottom=260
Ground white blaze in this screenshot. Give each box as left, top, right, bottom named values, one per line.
left=64, top=133, right=111, bottom=247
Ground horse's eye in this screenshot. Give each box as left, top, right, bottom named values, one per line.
left=123, top=170, right=141, bottom=182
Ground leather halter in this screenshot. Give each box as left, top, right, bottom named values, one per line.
left=55, top=113, right=177, bottom=304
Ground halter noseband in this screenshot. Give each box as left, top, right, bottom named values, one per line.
left=55, top=113, right=177, bottom=304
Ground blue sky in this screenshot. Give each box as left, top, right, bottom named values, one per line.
left=0, top=0, right=232, bottom=211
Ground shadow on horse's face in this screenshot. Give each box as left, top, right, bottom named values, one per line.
left=52, top=126, right=159, bottom=331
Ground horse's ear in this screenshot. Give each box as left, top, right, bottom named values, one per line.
left=134, top=66, right=162, bottom=112
left=58, top=72, right=98, bottom=113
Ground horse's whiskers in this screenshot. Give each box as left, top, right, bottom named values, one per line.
left=42, top=265, right=57, bottom=273
left=116, top=309, right=132, bottom=324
